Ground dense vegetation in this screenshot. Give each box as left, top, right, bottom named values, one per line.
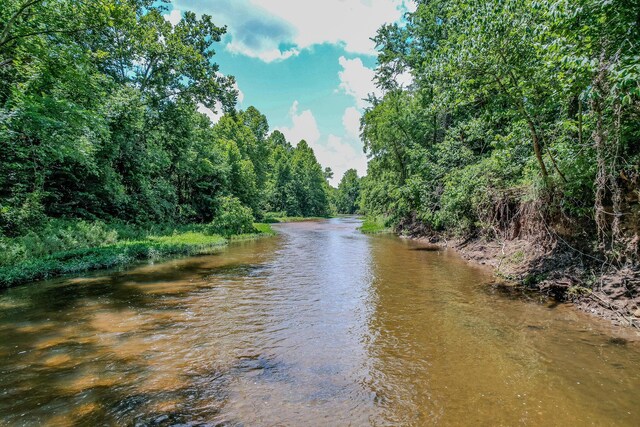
left=0, top=0, right=331, bottom=285
left=334, top=169, right=362, bottom=215
left=2, top=0, right=638, bottom=294
left=361, top=0, right=639, bottom=267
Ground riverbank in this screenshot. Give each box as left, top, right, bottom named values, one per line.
left=0, top=221, right=276, bottom=289
left=3, top=217, right=639, bottom=425
left=262, top=212, right=332, bottom=223
left=409, top=232, right=640, bottom=329
left=358, top=216, right=392, bottom=234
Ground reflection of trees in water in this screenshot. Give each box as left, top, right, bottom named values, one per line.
left=0, top=239, right=281, bottom=425
left=362, top=236, right=557, bottom=424
left=1, top=225, right=639, bottom=425
left=362, top=236, right=640, bottom=426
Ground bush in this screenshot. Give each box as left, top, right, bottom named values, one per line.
left=436, top=137, right=530, bottom=234
left=0, top=234, right=229, bottom=289
left=262, top=211, right=287, bottom=223
left=208, top=196, right=255, bottom=236
left=359, top=216, right=391, bottom=234
left=0, top=192, right=47, bottom=236
left=0, top=219, right=118, bottom=266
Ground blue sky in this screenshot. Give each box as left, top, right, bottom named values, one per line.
left=165, top=0, right=415, bottom=185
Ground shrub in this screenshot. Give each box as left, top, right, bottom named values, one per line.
left=262, top=211, right=287, bottom=223
left=0, top=219, right=118, bottom=266
left=359, top=216, right=391, bottom=234
left=0, top=192, right=47, bottom=236
left=209, top=196, right=255, bottom=236
left=436, top=137, right=531, bottom=234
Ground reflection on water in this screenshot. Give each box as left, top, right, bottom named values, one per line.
left=0, top=217, right=639, bottom=426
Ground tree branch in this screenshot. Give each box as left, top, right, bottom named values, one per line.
left=0, top=25, right=103, bottom=50
left=0, top=0, right=45, bottom=47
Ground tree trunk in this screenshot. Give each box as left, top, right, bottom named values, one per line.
left=527, top=119, right=549, bottom=179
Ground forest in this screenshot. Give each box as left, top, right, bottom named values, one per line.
left=359, top=0, right=639, bottom=306
left=1, top=1, right=639, bottom=424
left=1, top=0, right=638, bottom=307
left=0, top=0, right=340, bottom=286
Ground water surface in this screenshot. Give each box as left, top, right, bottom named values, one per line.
left=1, top=218, right=639, bottom=425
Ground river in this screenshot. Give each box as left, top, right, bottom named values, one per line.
left=0, top=218, right=638, bottom=426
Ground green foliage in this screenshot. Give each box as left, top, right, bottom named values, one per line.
left=208, top=196, right=255, bottom=236
left=0, top=218, right=280, bottom=288
left=251, top=223, right=276, bottom=235
left=0, top=233, right=228, bottom=289
left=360, top=0, right=639, bottom=257
left=289, top=141, right=331, bottom=217
left=0, top=0, right=333, bottom=282
left=262, top=211, right=287, bottom=223
left=0, top=219, right=116, bottom=266
left=335, top=169, right=361, bottom=214
left=359, top=216, right=392, bottom=234
left=260, top=212, right=329, bottom=223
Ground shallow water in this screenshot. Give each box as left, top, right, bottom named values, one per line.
left=0, top=217, right=639, bottom=426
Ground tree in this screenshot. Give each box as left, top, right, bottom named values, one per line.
left=359, top=0, right=639, bottom=264
left=290, top=141, right=330, bottom=217
left=335, top=169, right=361, bottom=214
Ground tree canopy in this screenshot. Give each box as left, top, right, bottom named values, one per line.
left=0, top=0, right=331, bottom=236
left=360, top=0, right=639, bottom=262
left=335, top=169, right=361, bottom=214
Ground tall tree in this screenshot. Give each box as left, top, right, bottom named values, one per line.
left=335, top=169, right=361, bottom=214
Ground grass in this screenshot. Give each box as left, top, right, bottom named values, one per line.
left=262, top=212, right=331, bottom=223
left=0, top=222, right=275, bottom=289
left=263, top=216, right=331, bottom=224
left=230, top=223, right=277, bottom=241
left=276, top=216, right=328, bottom=222
left=358, top=216, right=392, bottom=234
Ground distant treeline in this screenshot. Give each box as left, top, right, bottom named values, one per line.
left=0, top=0, right=335, bottom=237
left=360, top=0, right=639, bottom=263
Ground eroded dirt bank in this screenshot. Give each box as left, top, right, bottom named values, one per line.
left=409, top=232, right=640, bottom=330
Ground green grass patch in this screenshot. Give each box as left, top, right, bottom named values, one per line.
left=359, top=216, right=392, bottom=234
left=279, top=216, right=329, bottom=222
left=262, top=212, right=332, bottom=223
left=252, top=223, right=277, bottom=235
left=229, top=223, right=276, bottom=241
left=0, top=222, right=276, bottom=289
left=263, top=215, right=330, bottom=223
left=149, top=232, right=227, bottom=246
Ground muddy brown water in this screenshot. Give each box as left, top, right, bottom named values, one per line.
left=0, top=218, right=639, bottom=426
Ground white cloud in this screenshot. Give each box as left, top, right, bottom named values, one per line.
left=319, top=134, right=368, bottom=186
left=174, top=0, right=415, bottom=62
left=174, top=0, right=299, bottom=63
left=404, top=0, right=418, bottom=13
left=342, top=107, right=361, bottom=140
left=276, top=101, right=321, bottom=145
left=164, top=9, right=182, bottom=26
left=235, top=83, right=245, bottom=104
left=396, top=70, right=414, bottom=88
left=338, top=56, right=382, bottom=109
left=251, top=0, right=411, bottom=56
left=197, top=102, right=224, bottom=124
left=276, top=101, right=367, bottom=185
left=226, top=41, right=299, bottom=63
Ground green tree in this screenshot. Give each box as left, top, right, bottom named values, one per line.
left=291, top=140, right=330, bottom=217
left=335, top=169, right=361, bottom=214
left=360, top=0, right=639, bottom=265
